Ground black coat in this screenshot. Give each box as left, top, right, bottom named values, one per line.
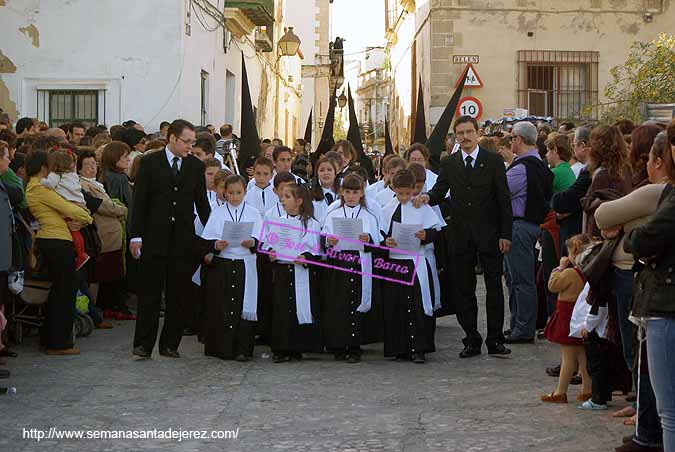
left=129, top=150, right=210, bottom=258
left=551, top=167, right=591, bottom=251
left=427, top=148, right=512, bottom=253
left=625, top=184, right=675, bottom=318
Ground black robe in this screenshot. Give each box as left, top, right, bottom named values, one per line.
left=322, top=249, right=373, bottom=351
left=271, top=260, right=323, bottom=354
left=202, top=257, right=256, bottom=358
left=380, top=204, right=438, bottom=357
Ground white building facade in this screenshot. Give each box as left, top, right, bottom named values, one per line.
left=0, top=0, right=303, bottom=141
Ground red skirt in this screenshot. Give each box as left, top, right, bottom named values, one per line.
left=544, top=300, right=582, bottom=346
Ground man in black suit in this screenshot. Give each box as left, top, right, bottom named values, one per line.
left=129, top=119, right=211, bottom=358
left=415, top=116, right=513, bottom=358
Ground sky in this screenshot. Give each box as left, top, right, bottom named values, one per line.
left=330, top=0, right=386, bottom=57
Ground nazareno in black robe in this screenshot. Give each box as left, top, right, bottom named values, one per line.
left=267, top=216, right=323, bottom=355
left=321, top=204, right=381, bottom=352
left=196, top=201, right=262, bottom=359
left=380, top=203, right=439, bottom=357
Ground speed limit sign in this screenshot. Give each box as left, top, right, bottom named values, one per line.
left=456, top=96, right=483, bottom=120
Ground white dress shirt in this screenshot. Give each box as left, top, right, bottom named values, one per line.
left=460, top=145, right=479, bottom=168
left=166, top=147, right=182, bottom=171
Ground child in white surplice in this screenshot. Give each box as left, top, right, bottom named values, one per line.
left=379, top=169, right=441, bottom=364
left=264, top=183, right=322, bottom=362
left=200, top=174, right=262, bottom=361
left=322, top=173, right=380, bottom=363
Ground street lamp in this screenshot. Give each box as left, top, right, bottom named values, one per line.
left=278, top=27, right=301, bottom=56
left=274, top=27, right=301, bottom=138
left=337, top=90, right=347, bottom=109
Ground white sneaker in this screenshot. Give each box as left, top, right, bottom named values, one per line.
left=578, top=400, right=608, bottom=410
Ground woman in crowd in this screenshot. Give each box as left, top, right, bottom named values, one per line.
left=630, top=125, right=662, bottom=190
left=624, top=120, right=675, bottom=452
left=100, top=142, right=133, bottom=210
left=99, top=141, right=136, bottom=308
left=596, top=131, right=671, bottom=451
left=78, top=149, right=131, bottom=321
left=404, top=143, right=438, bottom=191
left=25, top=150, right=92, bottom=355
left=333, top=140, right=358, bottom=186
left=546, top=133, right=576, bottom=194
left=580, top=124, right=635, bottom=403
left=0, top=140, right=22, bottom=377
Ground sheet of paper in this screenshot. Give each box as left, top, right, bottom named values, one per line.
left=332, top=217, right=364, bottom=251
left=264, top=218, right=304, bottom=260
left=222, top=221, right=254, bottom=247
left=191, top=265, right=201, bottom=286
left=392, top=222, right=423, bottom=253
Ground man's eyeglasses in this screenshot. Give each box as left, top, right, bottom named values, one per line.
left=177, top=137, right=195, bottom=146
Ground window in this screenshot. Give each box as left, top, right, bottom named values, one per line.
left=47, top=90, right=99, bottom=128
left=225, top=70, right=236, bottom=126
left=517, top=50, right=598, bottom=122
left=201, top=70, right=209, bottom=126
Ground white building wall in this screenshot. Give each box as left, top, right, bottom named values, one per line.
left=285, top=0, right=316, bottom=141
left=0, top=0, right=293, bottom=137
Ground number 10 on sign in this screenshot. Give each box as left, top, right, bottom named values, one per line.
left=456, top=96, right=483, bottom=120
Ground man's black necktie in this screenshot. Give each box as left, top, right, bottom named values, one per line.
left=171, top=156, right=180, bottom=178
left=325, top=192, right=334, bottom=204
left=261, top=190, right=266, bottom=207
left=465, top=155, right=474, bottom=173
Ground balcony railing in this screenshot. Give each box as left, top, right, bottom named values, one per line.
left=223, top=0, right=274, bottom=26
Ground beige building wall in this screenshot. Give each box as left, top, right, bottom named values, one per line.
left=387, top=0, right=674, bottom=145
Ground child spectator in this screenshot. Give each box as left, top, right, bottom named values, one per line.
left=541, top=234, right=593, bottom=403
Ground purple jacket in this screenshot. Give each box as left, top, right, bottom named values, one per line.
left=507, top=150, right=541, bottom=218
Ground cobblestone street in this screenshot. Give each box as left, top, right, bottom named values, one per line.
left=3, top=282, right=628, bottom=452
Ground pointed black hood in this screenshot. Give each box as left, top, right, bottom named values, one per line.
left=313, top=85, right=337, bottom=157
left=303, top=109, right=312, bottom=144
left=412, top=76, right=427, bottom=144
left=425, top=66, right=468, bottom=172
left=346, top=84, right=375, bottom=181
left=384, top=115, right=394, bottom=156
left=238, top=54, right=261, bottom=172
left=346, top=84, right=364, bottom=158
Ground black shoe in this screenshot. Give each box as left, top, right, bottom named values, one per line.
left=0, top=348, right=18, bottom=358
left=487, top=344, right=511, bottom=357
left=546, top=365, right=561, bottom=377
left=0, top=369, right=9, bottom=379
left=273, top=353, right=290, bottom=363
left=182, top=328, right=197, bottom=336
left=235, top=354, right=250, bottom=362
left=159, top=348, right=180, bottom=358
left=570, top=374, right=582, bottom=385
left=504, top=335, right=535, bottom=344
left=346, top=354, right=361, bottom=364
left=412, top=352, right=426, bottom=363
left=132, top=346, right=151, bottom=359
left=459, top=345, right=481, bottom=358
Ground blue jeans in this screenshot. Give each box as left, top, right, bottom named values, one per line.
left=647, top=319, right=675, bottom=452
left=505, top=220, right=540, bottom=338
left=635, top=365, right=662, bottom=448
left=612, top=267, right=635, bottom=372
